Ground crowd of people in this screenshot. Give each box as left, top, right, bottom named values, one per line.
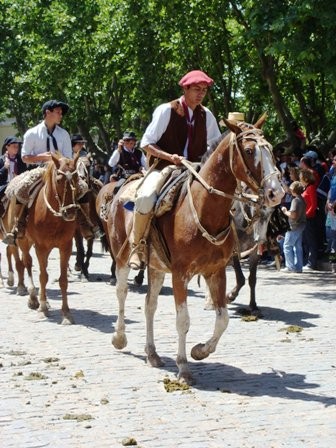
left=275, top=138, right=336, bottom=273
left=1, top=72, right=336, bottom=274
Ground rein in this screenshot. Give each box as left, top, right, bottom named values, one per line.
left=181, top=127, right=278, bottom=246
left=43, top=167, right=79, bottom=219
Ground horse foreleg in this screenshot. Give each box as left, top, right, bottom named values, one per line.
left=145, top=268, right=165, bottom=367
left=59, top=244, right=74, bottom=324
left=110, top=257, right=116, bottom=285
left=172, top=273, right=193, bottom=385
left=111, top=264, right=130, bottom=349
left=82, top=238, right=94, bottom=280
left=6, top=246, right=15, bottom=288
left=19, top=242, right=38, bottom=309
left=35, top=248, right=50, bottom=317
left=10, top=246, right=27, bottom=296
left=226, top=255, right=245, bottom=302
left=74, top=230, right=84, bottom=272
left=192, top=270, right=229, bottom=362
left=134, top=268, right=145, bottom=286
left=248, top=252, right=263, bottom=317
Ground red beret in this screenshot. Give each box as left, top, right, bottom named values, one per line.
left=178, top=70, right=214, bottom=87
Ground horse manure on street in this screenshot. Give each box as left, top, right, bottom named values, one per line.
left=163, top=377, right=191, bottom=392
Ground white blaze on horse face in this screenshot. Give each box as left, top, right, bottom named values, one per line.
left=256, top=144, right=284, bottom=206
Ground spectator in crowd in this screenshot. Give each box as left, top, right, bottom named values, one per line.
left=326, top=154, right=336, bottom=267
left=300, top=168, right=319, bottom=270
left=281, top=181, right=306, bottom=273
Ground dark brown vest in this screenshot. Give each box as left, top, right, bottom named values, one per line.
left=149, top=100, right=207, bottom=169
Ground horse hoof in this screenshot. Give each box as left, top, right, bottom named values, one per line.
left=38, top=310, right=49, bottom=319
left=133, top=276, right=144, bottom=286
left=74, top=263, right=81, bottom=272
left=147, top=353, right=165, bottom=368
left=61, top=315, right=75, bottom=325
left=7, top=278, right=14, bottom=288
left=178, top=372, right=195, bottom=386
left=191, top=343, right=209, bottom=361
left=28, top=298, right=39, bottom=310
left=112, top=333, right=127, bottom=350
left=17, top=286, right=28, bottom=296
left=203, top=299, right=214, bottom=311
left=109, top=277, right=116, bottom=286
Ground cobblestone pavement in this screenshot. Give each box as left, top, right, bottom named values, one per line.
left=0, top=240, right=335, bottom=448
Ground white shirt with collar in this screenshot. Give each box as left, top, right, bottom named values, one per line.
left=21, top=121, right=72, bottom=159
left=140, top=97, right=221, bottom=156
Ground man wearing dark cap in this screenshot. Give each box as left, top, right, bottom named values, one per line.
left=71, top=134, right=88, bottom=157
left=3, top=99, right=73, bottom=245
left=21, top=99, right=72, bottom=165
left=0, top=136, right=27, bottom=211
left=128, top=69, right=221, bottom=270
left=108, top=131, right=146, bottom=178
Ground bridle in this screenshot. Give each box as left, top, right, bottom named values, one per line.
left=230, top=126, right=281, bottom=195
left=182, top=126, right=281, bottom=245
left=43, top=164, right=80, bottom=220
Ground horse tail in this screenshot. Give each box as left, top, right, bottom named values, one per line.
left=100, top=234, right=110, bottom=253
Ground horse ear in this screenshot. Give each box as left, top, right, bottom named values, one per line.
left=51, top=152, right=60, bottom=168
left=254, top=113, right=267, bottom=129
left=73, top=151, right=81, bottom=164
left=223, top=118, right=242, bottom=135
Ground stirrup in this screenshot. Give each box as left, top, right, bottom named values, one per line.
left=128, top=241, right=147, bottom=270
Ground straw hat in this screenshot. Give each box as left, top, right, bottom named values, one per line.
left=228, top=112, right=245, bottom=122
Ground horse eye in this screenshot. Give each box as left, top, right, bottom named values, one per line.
left=245, top=147, right=253, bottom=155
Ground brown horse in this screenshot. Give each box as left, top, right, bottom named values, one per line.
left=0, top=211, right=35, bottom=297
left=107, top=116, right=284, bottom=384
left=18, top=153, right=82, bottom=324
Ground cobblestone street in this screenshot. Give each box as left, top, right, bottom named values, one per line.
left=0, top=240, right=335, bottom=448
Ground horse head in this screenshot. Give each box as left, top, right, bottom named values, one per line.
left=44, top=153, right=80, bottom=221
left=223, top=115, right=284, bottom=207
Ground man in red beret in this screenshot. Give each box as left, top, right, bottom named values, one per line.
left=128, top=69, right=221, bottom=270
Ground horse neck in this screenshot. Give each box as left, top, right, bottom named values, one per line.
left=189, top=139, right=237, bottom=230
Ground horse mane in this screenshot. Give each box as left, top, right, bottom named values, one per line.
left=42, top=152, right=65, bottom=183
left=201, top=130, right=230, bottom=165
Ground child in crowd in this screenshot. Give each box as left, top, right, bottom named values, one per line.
left=281, top=181, right=307, bottom=273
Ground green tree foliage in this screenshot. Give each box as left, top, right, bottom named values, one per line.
left=1, top=0, right=335, bottom=157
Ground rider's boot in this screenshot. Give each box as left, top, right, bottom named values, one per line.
left=128, top=211, right=152, bottom=270
left=2, top=202, right=26, bottom=246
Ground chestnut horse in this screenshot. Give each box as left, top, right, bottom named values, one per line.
left=18, top=153, right=82, bottom=324
left=0, top=212, right=35, bottom=297
left=108, top=116, right=284, bottom=384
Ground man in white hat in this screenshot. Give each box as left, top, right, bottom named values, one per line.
left=127, top=70, right=221, bottom=270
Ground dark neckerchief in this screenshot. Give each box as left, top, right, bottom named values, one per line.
left=46, top=125, right=58, bottom=152
left=181, top=96, right=195, bottom=156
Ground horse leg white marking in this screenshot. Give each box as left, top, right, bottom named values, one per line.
left=203, top=283, right=214, bottom=310
left=145, top=268, right=165, bottom=367
left=112, top=265, right=130, bottom=349
left=176, top=301, right=193, bottom=384
left=191, top=307, right=229, bottom=360
left=191, top=273, right=229, bottom=361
